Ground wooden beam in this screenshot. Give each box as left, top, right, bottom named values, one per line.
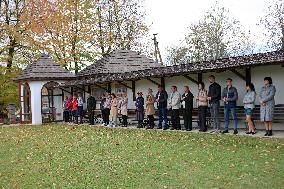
left=59, top=87, right=72, bottom=94
left=183, top=75, right=199, bottom=85
left=231, top=69, right=246, bottom=81
left=132, top=81, right=136, bottom=101
left=117, top=81, right=133, bottom=89
left=146, top=78, right=160, bottom=86
left=93, top=83, right=108, bottom=91
left=73, top=85, right=85, bottom=92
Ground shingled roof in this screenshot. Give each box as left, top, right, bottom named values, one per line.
left=15, top=54, right=75, bottom=82
left=65, top=50, right=284, bottom=86
left=78, top=50, right=163, bottom=76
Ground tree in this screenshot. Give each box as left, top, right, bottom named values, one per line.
left=0, top=0, right=38, bottom=109
left=165, top=46, right=189, bottom=65
left=166, top=3, right=254, bottom=65
left=0, top=0, right=36, bottom=70
left=22, top=0, right=98, bottom=73
left=94, top=0, right=149, bottom=56
left=260, top=0, right=284, bottom=50
left=0, top=66, right=21, bottom=108
left=22, top=0, right=150, bottom=73
left=91, top=0, right=151, bottom=57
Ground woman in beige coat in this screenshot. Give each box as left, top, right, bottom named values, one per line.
left=196, top=82, right=208, bottom=132
left=109, top=93, right=118, bottom=127
left=146, top=88, right=156, bottom=129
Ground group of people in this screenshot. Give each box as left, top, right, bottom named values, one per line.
left=63, top=75, right=276, bottom=136
left=63, top=93, right=85, bottom=124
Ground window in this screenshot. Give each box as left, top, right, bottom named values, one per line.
left=115, top=84, right=127, bottom=99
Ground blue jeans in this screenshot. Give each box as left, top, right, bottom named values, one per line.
left=158, top=107, right=168, bottom=128
left=224, top=104, right=238, bottom=130
left=77, top=106, right=84, bottom=116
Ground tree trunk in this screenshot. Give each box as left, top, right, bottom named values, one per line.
left=6, top=37, right=16, bottom=71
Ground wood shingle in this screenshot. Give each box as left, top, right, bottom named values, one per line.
left=78, top=50, right=163, bottom=76
left=14, top=54, right=75, bottom=81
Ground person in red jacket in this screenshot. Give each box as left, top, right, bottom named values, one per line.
left=67, top=97, right=73, bottom=123
left=71, top=95, right=78, bottom=124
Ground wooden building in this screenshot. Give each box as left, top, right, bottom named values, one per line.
left=15, top=50, right=284, bottom=126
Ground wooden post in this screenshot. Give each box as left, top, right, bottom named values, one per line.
left=183, top=75, right=199, bottom=85
left=88, top=85, right=91, bottom=93
left=18, top=82, right=22, bottom=124
left=198, top=73, right=203, bottom=83
left=245, top=67, right=251, bottom=83
left=71, top=87, right=73, bottom=96
left=161, top=77, right=165, bottom=88
left=132, top=80, right=136, bottom=101
left=107, top=83, right=111, bottom=92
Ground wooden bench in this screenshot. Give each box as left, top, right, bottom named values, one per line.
left=217, top=105, right=284, bottom=123
left=82, top=104, right=284, bottom=128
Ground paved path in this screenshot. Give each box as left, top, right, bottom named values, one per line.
left=1, top=123, right=284, bottom=139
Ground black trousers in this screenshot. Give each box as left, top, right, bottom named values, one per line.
left=147, top=115, right=155, bottom=128
left=88, top=110, right=94, bottom=125
left=122, top=115, right=128, bottom=126
left=63, top=110, right=69, bottom=122
left=198, top=106, right=207, bottom=131
left=104, top=108, right=110, bottom=125
left=183, top=109, right=192, bottom=130
left=72, top=110, right=78, bottom=124
left=171, top=109, right=181, bottom=130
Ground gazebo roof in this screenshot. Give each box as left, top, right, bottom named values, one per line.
left=14, top=54, right=75, bottom=82
left=78, top=50, right=163, bottom=77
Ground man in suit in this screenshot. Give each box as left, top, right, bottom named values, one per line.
left=156, top=85, right=169, bottom=130
left=168, top=86, right=181, bottom=130
left=87, top=94, right=96, bottom=125
left=181, top=86, right=194, bottom=131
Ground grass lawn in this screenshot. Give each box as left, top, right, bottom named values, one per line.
left=0, top=124, right=283, bottom=189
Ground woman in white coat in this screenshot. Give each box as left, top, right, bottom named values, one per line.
left=119, top=93, right=128, bottom=127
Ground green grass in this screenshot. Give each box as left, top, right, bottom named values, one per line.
left=0, top=124, right=283, bottom=189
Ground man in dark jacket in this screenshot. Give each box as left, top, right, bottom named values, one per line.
left=100, top=94, right=106, bottom=126
left=87, top=94, right=96, bottom=125
left=181, top=86, right=194, bottom=131
left=156, top=85, right=168, bottom=130
left=222, top=78, right=238, bottom=134
left=207, top=75, right=222, bottom=133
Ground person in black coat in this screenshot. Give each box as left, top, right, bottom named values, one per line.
left=181, top=86, right=194, bottom=131
left=207, top=75, right=222, bottom=133
left=87, top=94, right=96, bottom=125
left=155, top=85, right=169, bottom=130
left=135, top=92, right=144, bottom=128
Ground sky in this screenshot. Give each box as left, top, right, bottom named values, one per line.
left=144, top=0, right=271, bottom=59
